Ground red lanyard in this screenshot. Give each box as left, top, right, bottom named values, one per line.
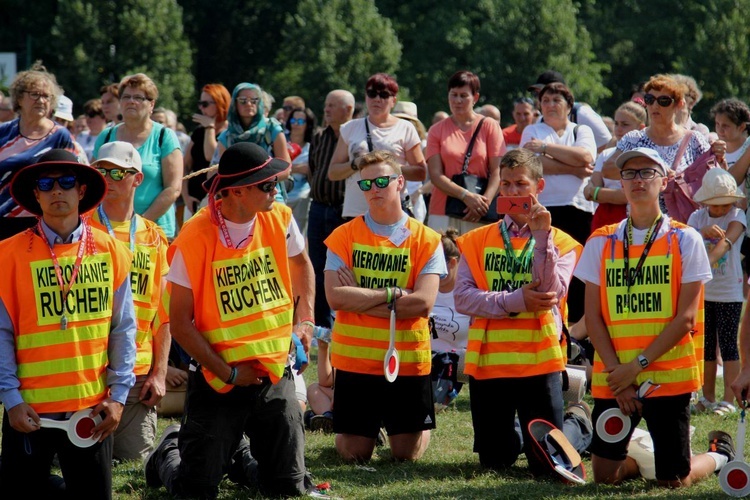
left=38, top=220, right=88, bottom=330
left=215, top=206, right=252, bottom=249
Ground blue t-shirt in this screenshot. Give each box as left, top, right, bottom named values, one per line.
left=93, top=123, right=180, bottom=237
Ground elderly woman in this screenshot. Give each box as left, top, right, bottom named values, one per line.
left=328, top=73, right=426, bottom=219
left=0, top=63, right=78, bottom=239
left=425, top=70, right=504, bottom=234
left=93, top=73, right=183, bottom=238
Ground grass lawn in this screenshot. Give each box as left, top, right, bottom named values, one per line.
left=3, top=349, right=743, bottom=499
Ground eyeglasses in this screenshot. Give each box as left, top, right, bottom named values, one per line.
left=357, top=175, right=399, bottom=191
left=197, top=100, right=215, bottom=108
left=236, top=97, right=260, bottom=106
left=620, top=168, right=662, bottom=180
left=256, top=177, right=278, bottom=193
left=96, top=168, right=138, bottom=181
left=643, top=93, right=675, bottom=107
left=36, top=175, right=77, bottom=191
left=86, top=111, right=103, bottom=118
left=120, top=94, right=151, bottom=103
left=289, top=118, right=306, bottom=125
left=365, top=89, right=392, bottom=100
left=24, top=91, right=51, bottom=102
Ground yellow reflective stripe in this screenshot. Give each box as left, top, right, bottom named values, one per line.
left=484, top=326, right=557, bottom=344
left=609, top=342, right=695, bottom=366
left=135, top=303, right=157, bottom=322
left=332, top=343, right=431, bottom=364
left=202, top=309, right=292, bottom=345
left=16, top=324, right=109, bottom=350
left=472, top=345, right=562, bottom=367
left=21, top=377, right=106, bottom=404
left=17, top=351, right=107, bottom=378
left=219, top=336, right=291, bottom=364
left=592, top=366, right=699, bottom=389
left=336, top=323, right=429, bottom=343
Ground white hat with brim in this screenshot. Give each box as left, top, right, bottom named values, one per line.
left=392, top=101, right=418, bottom=120
left=92, top=141, right=143, bottom=173
left=615, top=147, right=670, bottom=175
left=693, top=168, right=745, bottom=205
left=54, top=95, right=74, bottom=122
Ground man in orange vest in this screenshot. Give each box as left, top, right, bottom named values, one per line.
left=454, top=148, right=584, bottom=474
left=325, top=150, right=445, bottom=462
left=0, top=149, right=136, bottom=498
left=145, top=142, right=315, bottom=498
left=574, top=147, right=734, bottom=486
left=89, top=141, right=170, bottom=460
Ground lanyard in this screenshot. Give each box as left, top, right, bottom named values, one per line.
left=97, top=205, right=137, bottom=252
left=37, top=220, right=88, bottom=330
left=499, top=220, right=535, bottom=287
left=622, top=215, right=663, bottom=294
left=216, top=206, right=252, bottom=249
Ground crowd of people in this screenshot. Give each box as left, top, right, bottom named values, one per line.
left=2, top=62, right=750, bottom=498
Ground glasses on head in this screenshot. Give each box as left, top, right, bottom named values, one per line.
left=357, top=175, right=399, bottom=191
left=365, top=89, right=392, bottom=100
left=256, top=177, right=278, bottom=193
left=120, top=94, right=150, bottom=103
left=643, top=93, right=675, bottom=107
left=36, top=175, right=77, bottom=191
left=96, top=168, right=138, bottom=181
left=620, top=168, right=662, bottom=180
left=236, top=97, right=260, bottom=106
left=197, top=100, right=214, bottom=108
left=24, top=91, right=51, bottom=102
left=289, top=118, right=306, bottom=126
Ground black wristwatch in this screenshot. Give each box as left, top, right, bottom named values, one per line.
left=351, top=158, right=359, bottom=170
left=637, top=354, right=649, bottom=369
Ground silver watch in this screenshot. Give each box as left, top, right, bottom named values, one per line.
left=637, top=354, right=649, bottom=369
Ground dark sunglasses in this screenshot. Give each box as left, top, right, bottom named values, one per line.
left=86, top=111, right=103, bottom=118
left=197, top=100, right=214, bottom=108
left=365, top=89, right=392, bottom=99
left=236, top=97, right=260, bottom=106
left=256, top=177, right=278, bottom=193
left=289, top=118, right=306, bottom=125
left=357, top=175, right=399, bottom=191
left=97, top=168, right=138, bottom=181
left=643, top=94, right=675, bottom=107
left=36, top=175, right=77, bottom=191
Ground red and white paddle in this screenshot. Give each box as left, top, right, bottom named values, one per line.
left=720, top=410, right=750, bottom=497
left=596, top=380, right=660, bottom=444
left=39, top=409, right=102, bottom=448
left=384, top=298, right=400, bottom=383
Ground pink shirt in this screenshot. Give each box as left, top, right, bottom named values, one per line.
left=425, top=117, right=505, bottom=215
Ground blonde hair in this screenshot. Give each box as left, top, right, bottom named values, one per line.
left=500, top=148, right=543, bottom=181
left=118, top=73, right=159, bottom=101
left=616, top=101, right=648, bottom=126
left=355, top=150, right=402, bottom=175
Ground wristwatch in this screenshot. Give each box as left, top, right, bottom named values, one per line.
left=637, top=354, right=649, bottom=369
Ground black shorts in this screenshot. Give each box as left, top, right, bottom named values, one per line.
left=333, top=370, right=435, bottom=438
left=591, top=394, right=692, bottom=481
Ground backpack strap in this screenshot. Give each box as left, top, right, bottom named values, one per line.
left=672, top=131, right=693, bottom=172
left=158, top=125, right=166, bottom=149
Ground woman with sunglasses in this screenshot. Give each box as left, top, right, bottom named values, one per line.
left=328, top=73, right=426, bottom=220
left=77, top=98, right=107, bottom=161
left=183, top=84, right=231, bottom=217
left=93, top=74, right=183, bottom=239
left=285, top=107, right=317, bottom=233
left=0, top=63, right=79, bottom=240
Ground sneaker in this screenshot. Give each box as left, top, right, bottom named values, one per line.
left=375, top=427, right=387, bottom=447
left=144, top=424, right=181, bottom=488
left=708, top=430, right=736, bottom=461
left=565, top=401, right=592, bottom=423
left=310, top=413, right=334, bottom=434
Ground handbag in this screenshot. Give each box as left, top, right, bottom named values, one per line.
left=662, top=132, right=719, bottom=223
left=444, top=118, right=499, bottom=222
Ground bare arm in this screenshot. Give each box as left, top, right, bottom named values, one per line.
left=731, top=293, right=750, bottom=405
left=706, top=221, right=744, bottom=266
left=316, top=341, right=334, bottom=388
left=427, top=153, right=489, bottom=218
left=290, top=250, right=315, bottom=353
left=402, top=143, right=427, bottom=181
left=328, top=138, right=356, bottom=181
left=602, top=148, right=624, bottom=179
left=539, top=155, right=593, bottom=178
left=729, top=147, right=750, bottom=185
left=142, top=149, right=182, bottom=222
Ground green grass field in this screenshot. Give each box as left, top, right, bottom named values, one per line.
left=2, top=350, right=744, bottom=499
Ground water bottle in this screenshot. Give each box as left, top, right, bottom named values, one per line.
left=313, top=325, right=332, bottom=344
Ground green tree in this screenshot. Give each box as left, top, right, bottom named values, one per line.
left=45, top=0, right=195, bottom=121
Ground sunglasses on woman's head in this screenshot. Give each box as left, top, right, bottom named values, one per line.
left=357, top=175, right=399, bottom=191
left=96, top=168, right=138, bottom=181
left=643, top=94, right=675, bottom=107
left=236, top=97, right=260, bottom=106
left=289, top=118, right=306, bottom=125
left=365, top=89, right=392, bottom=100
left=36, top=175, right=77, bottom=191
left=197, top=100, right=214, bottom=108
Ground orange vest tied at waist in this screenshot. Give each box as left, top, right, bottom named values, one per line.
left=457, top=224, right=581, bottom=379
left=170, top=203, right=295, bottom=392
left=591, top=221, right=704, bottom=398
left=325, top=216, right=441, bottom=376
left=0, top=225, right=131, bottom=413
left=91, top=211, right=169, bottom=376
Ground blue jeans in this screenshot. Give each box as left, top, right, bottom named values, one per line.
left=307, top=201, right=345, bottom=328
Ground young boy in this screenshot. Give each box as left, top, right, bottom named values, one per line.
left=574, top=147, right=734, bottom=486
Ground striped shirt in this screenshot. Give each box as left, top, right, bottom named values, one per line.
left=309, top=126, right=345, bottom=207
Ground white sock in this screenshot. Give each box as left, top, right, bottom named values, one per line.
left=708, top=451, right=729, bottom=471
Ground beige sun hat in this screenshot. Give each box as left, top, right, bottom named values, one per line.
left=693, top=168, right=745, bottom=205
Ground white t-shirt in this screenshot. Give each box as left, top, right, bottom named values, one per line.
left=340, top=118, right=421, bottom=218
left=167, top=215, right=305, bottom=289
left=687, top=207, right=745, bottom=302
left=576, top=104, right=613, bottom=149
left=726, top=136, right=750, bottom=168
left=574, top=217, right=712, bottom=287
left=430, top=290, right=470, bottom=353
left=520, top=121, right=597, bottom=212
left=593, top=147, right=623, bottom=190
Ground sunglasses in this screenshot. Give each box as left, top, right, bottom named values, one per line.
left=643, top=93, right=675, bottom=107
left=24, top=91, right=51, bottom=102
left=97, top=168, right=138, bottom=181
left=86, top=111, right=103, bottom=118
left=357, top=175, right=399, bottom=191
left=365, top=89, right=392, bottom=100
left=289, top=118, right=306, bottom=125
left=236, top=97, right=260, bottom=106
left=256, top=177, right=278, bottom=193
left=36, top=175, right=77, bottom=191
left=620, top=168, right=662, bottom=180
left=197, top=100, right=215, bottom=108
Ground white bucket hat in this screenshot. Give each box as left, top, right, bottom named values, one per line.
left=693, top=168, right=744, bottom=205
left=54, top=95, right=74, bottom=122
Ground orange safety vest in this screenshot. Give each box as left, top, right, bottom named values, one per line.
left=325, top=216, right=441, bottom=376
left=457, top=224, right=581, bottom=379
left=0, top=225, right=131, bottom=413
left=171, top=203, right=294, bottom=392
left=591, top=221, right=704, bottom=398
left=91, top=211, right=168, bottom=375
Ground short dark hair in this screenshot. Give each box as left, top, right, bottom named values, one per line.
left=711, top=98, right=750, bottom=127
left=285, top=107, right=317, bottom=144
left=99, top=83, right=119, bottom=98
left=538, top=82, right=574, bottom=109
left=447, top=70, right=480, bottom=94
